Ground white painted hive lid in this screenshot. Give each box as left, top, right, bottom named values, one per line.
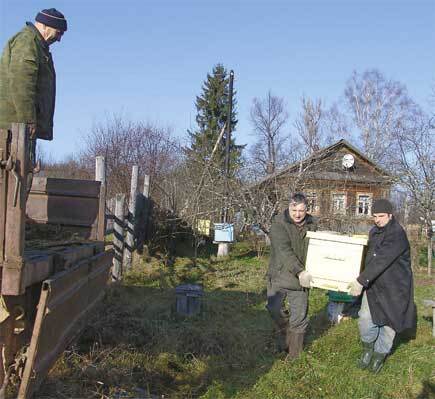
left=307, top=231, right=368, bottom=246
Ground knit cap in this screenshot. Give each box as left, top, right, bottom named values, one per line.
left=35, top=8, right=67, bottom=31
left=372, top=199, right=393, bottom=214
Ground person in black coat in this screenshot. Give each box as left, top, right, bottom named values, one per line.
left=348, top=199, right=416, bottom=374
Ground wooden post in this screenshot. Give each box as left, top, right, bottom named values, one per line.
left=217, top=243, right=229, bottom=257
left=142, top=174, right=151, bottom=243
left=95, top=156, right=106, bottom=241
left=143, top=174, right=150, bottom=198
left=106, top=197, right=115, bottom=235
left=0, top=128, right=10, bottom=263
left=2, top=123, right=30, bottom=295
left=112, top=194, right=125, bottom=281
left=123, top=166, right=138, bottom=271
left=423, top=300, right=435, bottom=337
left=135, top=174, right=150, bottom=255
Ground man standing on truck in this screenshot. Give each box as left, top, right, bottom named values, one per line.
left=266, top=193, right=316, bottom=358
left=348, top=199, right=416, bottom=373
left=0, top=8, right=68, bottom=180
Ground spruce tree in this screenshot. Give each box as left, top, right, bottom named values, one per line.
left=187, top=64, right=242, bottom=177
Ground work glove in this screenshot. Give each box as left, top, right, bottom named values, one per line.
left=298, top=271, right=312, bottom=288
left=348, top=279, right=363, bottom=296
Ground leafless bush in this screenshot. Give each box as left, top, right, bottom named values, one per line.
left=80, top=114, right=180, bottom=200
left=39, top=154, right=92, bottom=180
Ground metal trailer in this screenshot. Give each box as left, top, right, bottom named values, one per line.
left=0, top=123, right=114, bottom=398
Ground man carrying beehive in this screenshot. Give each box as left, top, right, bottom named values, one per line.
left=266, top=193, right=316, bottom=358
left=0, top=8, right=68, bottom=186
left=348, top=199, right=416, bottom=373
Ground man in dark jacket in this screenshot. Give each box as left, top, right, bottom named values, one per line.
left=348, top=199, right=416, bottom=373
left=0, top=8, right=67, bottom=171
left=266, top=193, right=316, bottom=358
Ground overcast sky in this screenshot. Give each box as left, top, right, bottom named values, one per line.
left=1, top=0, right=434, bottom=161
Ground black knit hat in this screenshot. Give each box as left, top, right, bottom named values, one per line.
left=35, top=8, right=67, bottom=31
left=372, top=199, right=393, bottom=214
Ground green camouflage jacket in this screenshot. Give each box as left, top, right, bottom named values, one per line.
left=267, top=209, right=317, bottom=290
left=0, top=22, right=56, bottom=140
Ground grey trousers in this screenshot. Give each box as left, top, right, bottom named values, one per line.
left=358, top=292, right=396, bottom=354
left=266, top=279, right=309, bottom=333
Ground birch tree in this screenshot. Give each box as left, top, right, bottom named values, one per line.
left=294, top=95, right=324, bottom=156
left=249, top=91, right=289, bottom=174
left=391, top=109, right=434, bottom=275
left=344, top=69, right=415, bottom=166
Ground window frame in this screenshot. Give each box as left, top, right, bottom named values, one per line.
left=331, top=191, right=347, bottom=215
left=356, top=192, right=372, bottom=217
left=306, top=191, right=319, bottom=215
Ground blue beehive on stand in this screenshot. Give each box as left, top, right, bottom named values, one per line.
left=213, top=223, right=234, bottom=242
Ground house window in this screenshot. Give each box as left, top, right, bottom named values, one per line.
left=357, top=194, right=372, bottom=216
left=332, top=193, right=346, bottom=214
left=306, top=192, right=319, bottom=214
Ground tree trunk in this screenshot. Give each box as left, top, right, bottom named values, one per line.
left=428, top=238, right=433, bottom=276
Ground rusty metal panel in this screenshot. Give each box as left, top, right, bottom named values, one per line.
left=0, top=285, right=42, bottom=391
left=18, top=249, right=113, bottom=399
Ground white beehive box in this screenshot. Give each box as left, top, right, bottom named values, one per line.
left=305, top=231, right=368, bottom=292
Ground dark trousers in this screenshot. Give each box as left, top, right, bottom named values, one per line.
left=266, top=278, right=309, bottom=333
left=26, top=137, right=37, bottom=199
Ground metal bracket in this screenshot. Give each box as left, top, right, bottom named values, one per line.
left=0, top=155, right=13, bottom=171
left=12, top=168, right=20, bottom=208
left=0, top=155, right=20, bottom=207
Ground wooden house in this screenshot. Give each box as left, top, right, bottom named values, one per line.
left=253, top=139, right=393, bottom=234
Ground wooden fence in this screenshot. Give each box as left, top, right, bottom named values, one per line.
left=100, top=161, right=152, bottom=281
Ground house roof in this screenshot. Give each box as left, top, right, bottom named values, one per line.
left=253, top=139, right=393, bottom=187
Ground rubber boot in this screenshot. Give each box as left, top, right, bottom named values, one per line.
left=370, top=352, right=387, bottom=374
left=358, top=341, right=374, bottom=369
left=287, top=330, right=305, bottom=359
left=266, top=304, right=290, bottom=353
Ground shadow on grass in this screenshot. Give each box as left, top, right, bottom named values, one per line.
left=41, top=285, right=278, bottom=398
left=416, top=379, right=435, bottom=399
left=36, top=282, right=332, bottom=399
left=392, top=305, right=418, bottom=354
left=305, top=307, right=332, bottom=347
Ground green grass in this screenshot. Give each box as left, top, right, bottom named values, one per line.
left=418, top=243, right=435, bottom=271
left=33, top=241, right=435, bottom=399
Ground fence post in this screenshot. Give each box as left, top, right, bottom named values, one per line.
left=95, top=156, right=106, bottom=241
left=113, top=193, right=125, bottom=281
left=123, top=165, right=138, bottom=271
left=135, top=174, right=150, bottom=255
left=142, top=174, right=151, bottom=243
left=143, top=174, right=150, bottom=198
left=105, top=197, right=115, bottom=234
